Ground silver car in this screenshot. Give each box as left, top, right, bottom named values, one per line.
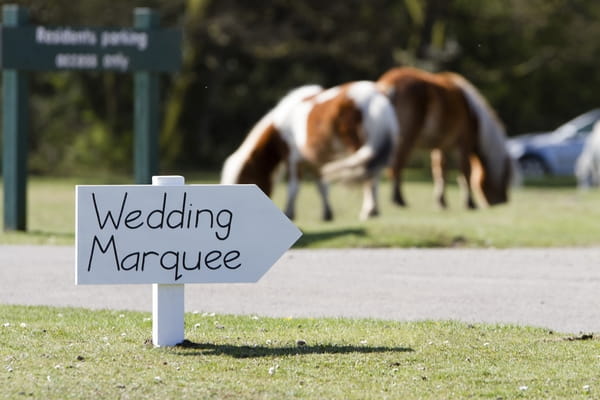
left=506, top=109, right=600, bottom=178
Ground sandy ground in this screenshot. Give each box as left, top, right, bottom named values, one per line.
left=2, top=245, right=600, bottom=334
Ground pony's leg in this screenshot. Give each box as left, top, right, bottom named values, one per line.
left=391, top=149, right=410, bottom=207
left=458, top=153, right=477, bottom=209
left=316, top=178, right=334, bottom=221
left=284, top=161, right=300, bottom=220
left=430, top=149, right=447, bottom=209
left=390, top=132, right=419, bottom=207
left=360, top=178, right=379, bottom=220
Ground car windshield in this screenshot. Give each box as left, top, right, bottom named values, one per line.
left=553, top=109, right=600, bottom=140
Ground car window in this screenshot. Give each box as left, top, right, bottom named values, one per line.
left=575, top=121, right=598, bottom=138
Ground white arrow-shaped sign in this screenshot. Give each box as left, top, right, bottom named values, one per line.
left=75, top=184, right=302, bottom=285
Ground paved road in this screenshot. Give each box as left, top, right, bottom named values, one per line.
left=1, top=245, right=599, bottom=334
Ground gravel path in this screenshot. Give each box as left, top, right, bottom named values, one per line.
left=2, top=245, right=600, bottom=334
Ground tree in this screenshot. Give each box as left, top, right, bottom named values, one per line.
left=1, top=0, right=599, bottom=175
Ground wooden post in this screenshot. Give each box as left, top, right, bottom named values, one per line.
left=2, top=4, right=29, bottom=231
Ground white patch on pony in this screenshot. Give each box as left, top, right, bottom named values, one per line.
left=272, top=85, right=323, bottom=160
left=347, top=81, right=399, bottom=141
left=276, top=100, right=310, bottom=157
left=282, top=87, right=340, bottom=152
left=314, top=86, right=342, bottom=104
left=271, top=85, right=323, bottom=128
left=348, top=81, right=400, bottom=164
left=276, top=85, right=339, bottom=155
left=346, top=81, right=379, bottom=107
left=365, top=89, right=400, bottom=146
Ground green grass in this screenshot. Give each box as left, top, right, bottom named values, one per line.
left=282, top=180, right=600, bottom=248
left=2, top=177, right=599, bottom=398
left=2, top=174, right=600, bottom=247
left=1, top=304, right=598, bottom=399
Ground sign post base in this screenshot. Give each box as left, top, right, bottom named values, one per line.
left=152, top=175, right=185, bottom=347
left=152, top=283, right=184, bottom=347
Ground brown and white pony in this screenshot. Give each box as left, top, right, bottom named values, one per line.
left=376, top=67, right=512, bottom=209
left=221, top=81, right=399, bottom=220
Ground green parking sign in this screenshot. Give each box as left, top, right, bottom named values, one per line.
left=0, top=25, right=181, bottom=72
left=1, top=5, right=182, bottom=231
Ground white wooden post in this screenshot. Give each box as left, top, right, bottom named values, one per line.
left=152, top=175, right=185, bottom=346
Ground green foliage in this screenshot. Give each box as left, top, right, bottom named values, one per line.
left=0, top=0, right=599, bottom=174
left=28, top=72, right=134, bottom=175
left=1, top=304, right=599, bottom=399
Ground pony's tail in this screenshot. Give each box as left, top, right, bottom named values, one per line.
left=449, top=73, right=507, bottom=156
left=321, top=95, right=398, bottom=183
left=449, top=73, right=516, bottom=191
left=320, top=145, right=383, bottom=183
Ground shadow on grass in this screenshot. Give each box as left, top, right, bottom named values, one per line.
left=174, top=340, right=413, bottom=358
left=294, top=228, right=366, bottom=247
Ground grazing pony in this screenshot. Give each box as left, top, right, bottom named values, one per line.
left=575, top=121, right=600, bottom=188
left=376, top=67, right=512, bottom=209
left=221, top=81, right=399, bottom=220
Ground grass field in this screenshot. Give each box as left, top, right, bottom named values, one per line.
left=1, top=173, right=600, bottom=248
left=2, top=305, right=599, bottom=400
left=2, top=174, right=600, bottom=399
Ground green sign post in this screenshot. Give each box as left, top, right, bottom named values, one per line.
left=1, top=5, right=181, bottom=231
left=2, top=5, right=28, bottom=232
left=134, top=8, right=160, bottom=185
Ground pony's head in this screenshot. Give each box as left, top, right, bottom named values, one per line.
left=220, top=119, right=288, bottom=196
left=472, top=105, right=512, bottom=207
left=470, top=152, right=512, bottom=206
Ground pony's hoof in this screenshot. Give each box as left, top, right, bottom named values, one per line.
left=393, top=197, right=407, bottom=207
left=322, top=210, right=334, bottom=222
left=360, top=209, right=379, bottom=220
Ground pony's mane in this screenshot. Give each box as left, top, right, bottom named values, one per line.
left=221, top=85, right=323, bottom=185
left=447, top=73, right=509, bottom=186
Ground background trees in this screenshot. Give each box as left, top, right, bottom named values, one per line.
left=1, top=0, right=599, bottom=175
